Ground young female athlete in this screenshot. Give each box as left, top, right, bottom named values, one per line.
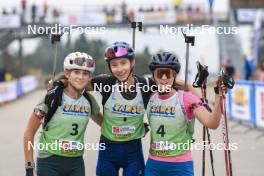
left=44, top=42, right=196, bottom=176
left=145, top=51, right=228, bottom=176
left=23, top=52, right=103, bottom=176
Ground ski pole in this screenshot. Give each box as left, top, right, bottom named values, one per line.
left=131, top=21, right=142, bottom=50
left=49, top=31, right=63, bottom=87
left=193, top=61, right=215, bottom=176
left=181, top=29, right=195, bottom=90
left=201, top=81, right=215, bottom=176
left=219, top=69, right=235, bottom=176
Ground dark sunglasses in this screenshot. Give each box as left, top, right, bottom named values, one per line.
left=154, top=68, right=174, bottom=79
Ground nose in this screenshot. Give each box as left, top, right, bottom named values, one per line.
left=78, top=72, right=86, bottom=80
left=161, top=74, right=168, bottom=80
left=115, top=65, right=122, bottom=73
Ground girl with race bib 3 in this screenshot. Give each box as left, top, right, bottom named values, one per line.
left=23, top=52, right=103, bottom=176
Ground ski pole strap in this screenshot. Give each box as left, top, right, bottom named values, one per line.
left=51, top=34, right=62, bottom=44
left=220, top=69, right=235, bottom=89
left=193, top=61, right=209, bottom=88
left=214, top=86, right=220, bottom=94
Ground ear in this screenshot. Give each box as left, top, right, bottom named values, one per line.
left=64, top=70, right=71, bottom=79
left=173, top=71, right=177, bottom=78
left=131, top=59, right=135, bottom=67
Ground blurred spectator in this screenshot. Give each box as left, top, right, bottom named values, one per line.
left=52, top=8, right=60, bottom=22
left=39, top=0, right=48, bottom=23
left=0, top=68, right=5, bottom=82
left=105, top=7, right=116, bottom=24
left=43, top=0, right=48, bottom=19
left=31, top=4, right=37, bottom=23
left=194, top=6, right=204, bottom=21
left=256, top=60, right=264, bottom=82
left=172, top=0, right=181, bottom=11
left=157, top=7, right=163, bottom=12
left=127, top=10, right=135, bottom=21
left=186, top=5, right=193, bottom=13
left=12, top=8, right=17, bottom=15
left=121, top=0, right=127, bottom=23
left=21, top=0, right=27, bottom=12
left=243, top=54, right=254, bottom=80
left=186, top=4, right=193, bottom=22
left=102, top=6, right=108, bottom=14
left=21, top=0, right=27, bottom=25
left=224, top=59, right=236, bottom=78
left=2, top=8, right=8, bottom=15
left=111, top=7, right=116, bottom=17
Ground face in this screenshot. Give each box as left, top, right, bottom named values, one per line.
left=65, top=69, right=91, bottom=91
left=153, top=68, right=176, bottom=92
left=109, top=58, right=135, bottom=81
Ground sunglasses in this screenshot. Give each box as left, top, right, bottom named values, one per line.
left=154, top=68, right=174, bottom=79
left=105, top=46, right=130, bottom=59
left=70, top=57, right=94, bottom=67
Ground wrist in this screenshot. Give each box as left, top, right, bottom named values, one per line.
left=25, top=161, right=35, bottom=170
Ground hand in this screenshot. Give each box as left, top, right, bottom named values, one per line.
left=26, top=168, right=34, bottom=176
left=215, top=76, right=228, bottom=94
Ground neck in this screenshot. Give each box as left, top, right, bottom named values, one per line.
left=64, top=84, right=83, bottom=99
left=119, top=74, right=134, bottom=86
left=158, top=88, right=176, bottom=98
left=125, top=74, right=134, bottom=86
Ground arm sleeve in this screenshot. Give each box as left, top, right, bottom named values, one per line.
left=183, top=91, right=204, bottom=120
left=33, top=96, right=49, bottom=120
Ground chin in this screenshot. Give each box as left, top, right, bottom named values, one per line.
left=73, top=84, right=86, bottom=91
left=117, top=76, right=127, bottom=82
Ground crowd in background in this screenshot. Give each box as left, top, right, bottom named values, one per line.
left=0, top=0, right=208, bottom=25
left=222, top=55, right=264, bottom=82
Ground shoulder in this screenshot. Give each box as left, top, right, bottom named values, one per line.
left=135, top=75, right=155, bottom=85
left=92, top=74, right=116, bottom=88
left=182, top=91, right=201, bottom=104
left=92, top=74, right=115, bottom=82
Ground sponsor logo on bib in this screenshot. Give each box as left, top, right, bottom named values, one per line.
left=150, top=105, right=175, bottom=117
left=63, top=104, right=90, bottom=116
left=151, top=141, right=176, bottom=150
left=59, top=140, right=82, bottom=154
left=112, top=103, right=141, bottom=116
left=112, top=126, right=136, bottom=134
